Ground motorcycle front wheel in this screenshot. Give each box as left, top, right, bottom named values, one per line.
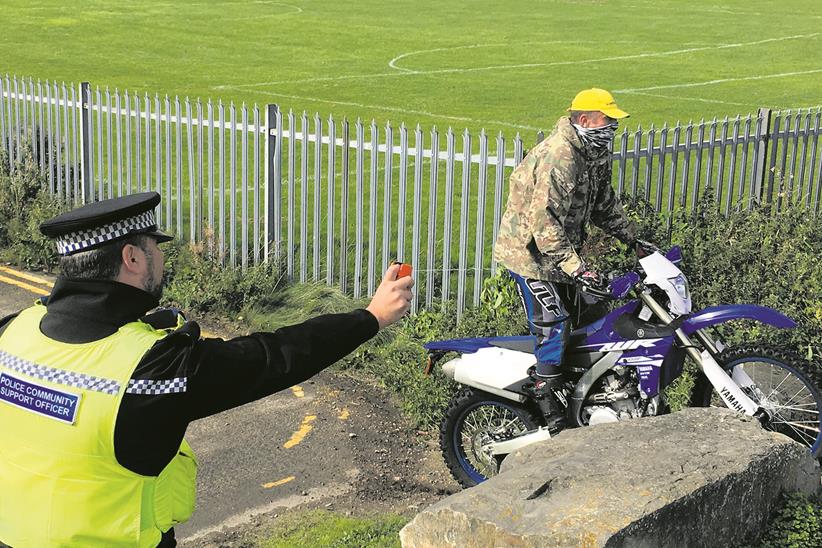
left=439, top=388, right=542, bottom=488
left=691, top=344, right=822, bottom=458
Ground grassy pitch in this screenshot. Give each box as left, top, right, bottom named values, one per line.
left=1, top=0, right=820, bottom=138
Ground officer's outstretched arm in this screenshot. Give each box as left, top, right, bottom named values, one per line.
left=162, top=265, right=413, bottom=420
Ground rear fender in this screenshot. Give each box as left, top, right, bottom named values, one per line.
left=440, top=347, right=533, bottom=403
left=681, top=305, right=796, bottom=335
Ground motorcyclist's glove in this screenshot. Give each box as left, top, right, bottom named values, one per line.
left=635, top=239, right=661, bottom=258
left=573, top=268, right=606, bottom=291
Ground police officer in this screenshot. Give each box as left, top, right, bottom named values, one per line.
left=0, top=192, right=413, bottom=547
left=493, top=88, right=654, bottom=430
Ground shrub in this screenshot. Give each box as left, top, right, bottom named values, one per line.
left=161, top=239, right=288, bottom=314
left=161, top=238, right=363, bottom=333
left=751, top=492, right=822, bottom=548
left=0, top=148, right=65, bottom=271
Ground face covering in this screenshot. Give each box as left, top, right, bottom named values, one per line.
left=572, top=121, right=618, bottom=149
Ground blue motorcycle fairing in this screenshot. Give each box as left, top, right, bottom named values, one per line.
left=570, top=300, right=642, bottom=347
left=680, top=304, right=796, bottom=335
left=424, top=301, right=646, bottom=355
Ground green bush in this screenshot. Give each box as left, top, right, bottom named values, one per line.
left=161, top=240, right=288, bottom=314
left=590, top=194, right=822, bottom=362
left=0, top=149, right=65, bottom=271
left=161, top=239, right=364, bottom=333
left=751, top=492, right=822, bottom=548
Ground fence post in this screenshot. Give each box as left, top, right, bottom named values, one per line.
left=752, top=107, right=772, bottom=204
left=79, top=82, right=92, bottom=204
left=264, top=103, right=278, bottom=262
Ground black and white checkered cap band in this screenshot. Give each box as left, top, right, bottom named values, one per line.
left=126, top=377, right=187, bottom=395
left=0, top=349, right=121, bottom=395
left=56, top=210, right=157, bottom=255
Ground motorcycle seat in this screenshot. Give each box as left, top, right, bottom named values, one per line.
left=489, top=336, right=536, bottom=354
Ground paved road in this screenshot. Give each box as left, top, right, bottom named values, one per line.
left=0, top=266, right=454, bottom=545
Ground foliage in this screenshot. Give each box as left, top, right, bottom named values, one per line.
left=162, top=238, right=364, bottom=333
left=746, top=492, right=822, bottom=548
left=0, top=149, right=65, bottom=272
left=672, top=200, right=822, bottom=363
left=161, top=239, right=288, bottom=314
left=256, top=510, right=406, bottom=548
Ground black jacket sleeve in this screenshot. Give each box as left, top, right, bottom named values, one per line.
left=182, top=308, right=379, bottom=419
left=114, top=308, right=379, bottom=475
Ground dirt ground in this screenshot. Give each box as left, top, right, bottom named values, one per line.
left=182, top=371, right=459, bottom=547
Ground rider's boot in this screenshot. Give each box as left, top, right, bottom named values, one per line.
left=524, top=368, right=568, bottom=432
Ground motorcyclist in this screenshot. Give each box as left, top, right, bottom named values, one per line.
left=493, top=88, right=654, bottom=430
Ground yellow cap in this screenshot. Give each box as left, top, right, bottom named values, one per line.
left=568, top=88, right=629, bottom=119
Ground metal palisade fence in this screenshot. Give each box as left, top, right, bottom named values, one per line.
left=1, top=75, right=821, bottom=317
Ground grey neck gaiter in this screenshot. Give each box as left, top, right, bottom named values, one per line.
left=572, top=121, right=618, bottom=150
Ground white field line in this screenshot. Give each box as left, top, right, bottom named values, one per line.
left=224, top=32, right=820, bottom=89
left=619, top=90, right=755, bottom=108
left=625, top=1, right=822, bottom=20
left=221, top=85, right=541, bottom=132
left=622, top=91, right=822, bottom=113
left=223, top=2, right=302, bottom=20
left=386, top=40, right=648, bottom=72
left=615, top=68, right=822, bottom=93
left=113, top=0, right=300, bottom=8
left=388, top=44, right=493, bottom=73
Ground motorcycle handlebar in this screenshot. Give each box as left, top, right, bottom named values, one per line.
left=579, top=285, right=616, bottom=301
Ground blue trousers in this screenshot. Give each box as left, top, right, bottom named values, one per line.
left=509, top=271, right=571, bottom=378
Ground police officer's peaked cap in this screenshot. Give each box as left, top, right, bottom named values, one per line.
left=40, top=192, right=173, bottom=255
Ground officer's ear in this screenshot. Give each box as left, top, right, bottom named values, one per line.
left=120, top=242, right=144, bottom=275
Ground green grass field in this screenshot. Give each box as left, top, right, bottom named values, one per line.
left=1, top=0, right=820, bottom=139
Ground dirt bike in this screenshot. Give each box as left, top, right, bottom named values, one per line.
left=424, top=247, right=822, bottom=488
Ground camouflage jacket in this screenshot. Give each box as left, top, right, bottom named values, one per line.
left=493, top=116, right=637, bottom=282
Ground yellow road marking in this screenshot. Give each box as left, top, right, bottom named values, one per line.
left=0, top=266, right=54, bottom=288
left=283, top=414, right=317, bottom=449
left=337, top=407, right=350, bottom=420
left=261, top=475, right=296, bottom=489
left=0, top=274, right=51, bottom=296
left=291, top=385, right=305, bottom=398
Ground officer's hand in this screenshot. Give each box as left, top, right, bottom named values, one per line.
left=635, top=239, right=661, bottom=258
left=366, top=264, right=415, bottom=330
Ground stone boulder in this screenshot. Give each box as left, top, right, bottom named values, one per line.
left=400, top=408, right=820, bottom=547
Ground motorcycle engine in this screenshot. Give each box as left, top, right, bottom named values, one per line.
left=581, top=366, right=643, bottom=426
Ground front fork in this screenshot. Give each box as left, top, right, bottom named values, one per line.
left=638, top=292, right=765, bottom=421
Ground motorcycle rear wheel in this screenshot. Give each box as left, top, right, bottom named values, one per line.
left=440, top=388, right=542, bottom=488
left=690, top=344, right=822, bottom=458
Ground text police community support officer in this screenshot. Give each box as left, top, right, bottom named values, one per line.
left=0, top=192, right=414, bottom=547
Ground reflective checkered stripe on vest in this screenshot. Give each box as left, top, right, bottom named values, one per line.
left=0, top=304, right=197, bottom=547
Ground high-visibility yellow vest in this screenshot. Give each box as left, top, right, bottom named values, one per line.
left=0, top=303, right=197, bottom=547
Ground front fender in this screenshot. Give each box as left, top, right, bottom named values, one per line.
left=681, top=305, right=796, bottom=335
